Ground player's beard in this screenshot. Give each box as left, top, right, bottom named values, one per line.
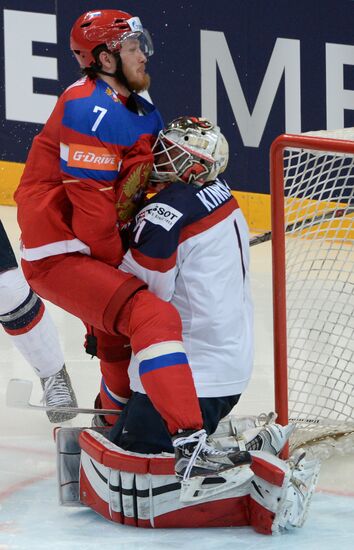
left=126, top=72, right=151, bottom=93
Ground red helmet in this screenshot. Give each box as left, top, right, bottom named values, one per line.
left=70, top=9, right=153, bottom=68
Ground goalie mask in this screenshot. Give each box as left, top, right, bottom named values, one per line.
left=151, top=117, right=229, bottom=186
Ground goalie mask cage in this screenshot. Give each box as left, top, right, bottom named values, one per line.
left=270, top=130, right=354, bottom=459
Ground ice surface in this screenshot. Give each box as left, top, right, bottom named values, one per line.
left=1, top=205, right=353, bottom=549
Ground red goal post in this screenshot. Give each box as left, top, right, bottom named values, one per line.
left=270, top=131, right=354, bottom=459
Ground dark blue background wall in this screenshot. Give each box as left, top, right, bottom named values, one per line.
left=1, top=0, right=354, bottom=194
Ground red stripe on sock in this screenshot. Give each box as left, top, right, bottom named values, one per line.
left=4, top=302, right=45, bottom=335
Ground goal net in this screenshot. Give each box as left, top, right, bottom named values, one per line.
left=270, top=129, right=354, bottom=460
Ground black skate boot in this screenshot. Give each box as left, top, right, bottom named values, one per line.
left=172, top=428, right=253, bottom=502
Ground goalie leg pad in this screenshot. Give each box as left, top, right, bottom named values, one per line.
left=249, top=450, right=321, bottom=534
left=79, top=429, right=251, bottom=528
left=56, top=425, right=110, bottom=506
left=56, top=427, right=83, bottom=506
left=276, top=450, right=321, bottom=530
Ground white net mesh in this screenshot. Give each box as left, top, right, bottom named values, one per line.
left=278, top=130, right=354, bottom=458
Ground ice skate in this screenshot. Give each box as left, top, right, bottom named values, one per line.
left=41, top=365, right=78, bottom=423
left=172, top=428, right=253, bottom=502
left=212, top=411, right=278, bottom=440
left=91, top=394, right=112, bottom=428
left=211, top=420, right=295, bottom=456
left=244, top=422, right=296, bottom=454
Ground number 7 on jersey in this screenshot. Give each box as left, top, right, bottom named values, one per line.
left=92, top=106, right=108, bottom=132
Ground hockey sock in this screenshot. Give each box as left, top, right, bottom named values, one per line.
left=99, top=358, right=131, bottom=424
left=0, top=268, right=64, bottom=377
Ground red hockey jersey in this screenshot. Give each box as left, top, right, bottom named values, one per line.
left=15, top=77, right=163, bottom=267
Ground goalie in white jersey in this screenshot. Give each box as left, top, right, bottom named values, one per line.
left=108, top=117, right=256, bottom=463
left=95, top=116, right=317, bottom=514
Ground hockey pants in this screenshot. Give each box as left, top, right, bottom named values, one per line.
left=22, top=253, right=203, bottom=434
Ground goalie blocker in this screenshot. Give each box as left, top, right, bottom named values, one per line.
left=57, top=422, right=320, bottom=535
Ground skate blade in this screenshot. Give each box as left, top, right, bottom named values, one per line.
left=179, top=464, right=253, bottom=503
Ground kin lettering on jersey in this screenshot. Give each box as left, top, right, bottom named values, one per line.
left=196, top=179, right=232, bottom=212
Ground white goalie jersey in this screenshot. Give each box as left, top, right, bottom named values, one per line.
left=120, top=178, right=254, bottom=397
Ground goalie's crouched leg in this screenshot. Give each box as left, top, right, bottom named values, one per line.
left=78, top=431, right=320, bottom=533
left=78, top=429, right=250, bottom=528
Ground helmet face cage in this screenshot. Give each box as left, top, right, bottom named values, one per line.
left=88, top=28, right=154, bottom=57
left=70, top=11, right=153, bottom=68
left=151, top=117, right=229, bottom=186
left=151, top=135, right=211, bottom=185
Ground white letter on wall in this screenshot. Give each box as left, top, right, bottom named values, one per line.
left=201, top=32, right=301, bottom=147
left=326, top=43, right=354, bottom=130
left=4, top=10, right=58, bottom=124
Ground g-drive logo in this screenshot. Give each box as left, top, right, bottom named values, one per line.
left=68, top=144, right=120, bottom=171
left=136, top=202, right=183, bottom=231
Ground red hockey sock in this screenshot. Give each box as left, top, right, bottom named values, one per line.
left=99, top=359, right=131, bottom=425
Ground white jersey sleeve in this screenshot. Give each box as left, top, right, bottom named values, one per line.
left=119, top=199, right=185, bottom=301
left=119, top=248, right=178, bottom=302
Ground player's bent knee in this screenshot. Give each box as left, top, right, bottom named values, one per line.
left=0, top=270, right=45, bottom=335
left=128, top=290, right=183, bottom=352
left=0, top=268, right=31, bottom=314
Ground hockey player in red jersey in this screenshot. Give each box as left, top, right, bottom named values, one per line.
left=15, top=10, right=251, bottom=481
left=0, top=221, right=77, bottom=422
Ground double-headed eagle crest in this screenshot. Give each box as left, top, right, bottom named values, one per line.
left=116, top=162, right=152, bottom=224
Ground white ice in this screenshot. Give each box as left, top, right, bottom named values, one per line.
left=1, top=204, right=354, bottom=549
